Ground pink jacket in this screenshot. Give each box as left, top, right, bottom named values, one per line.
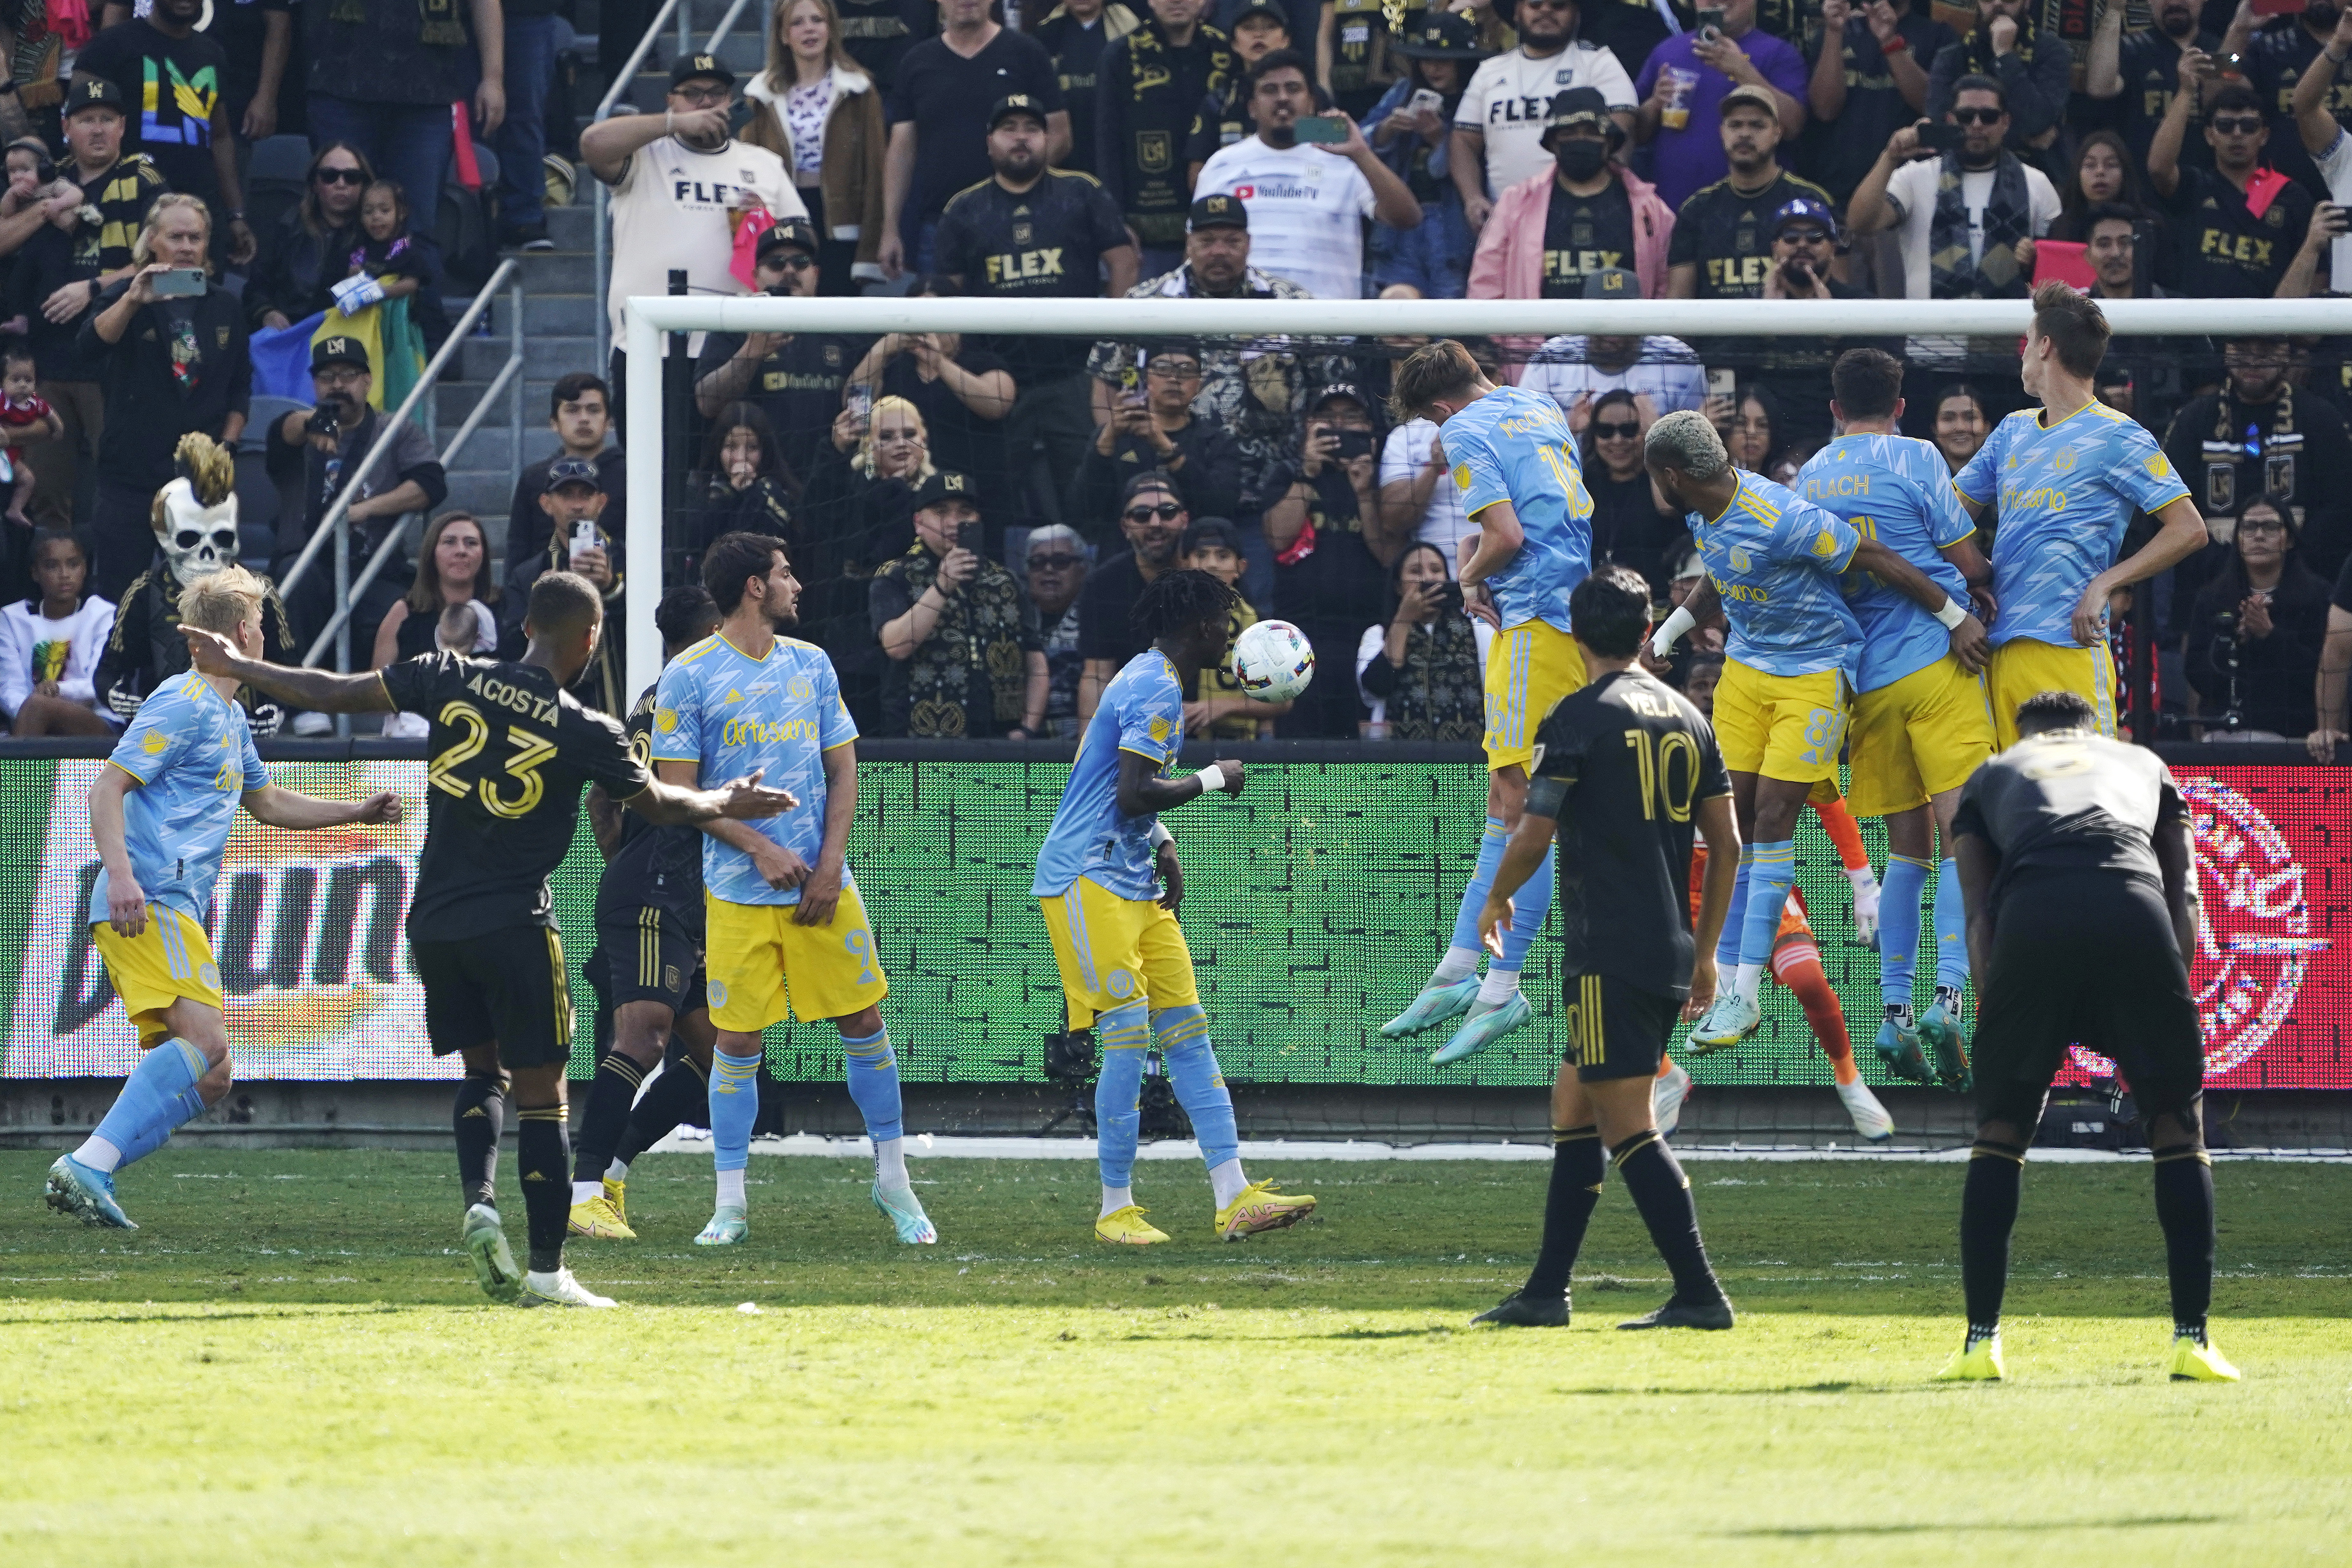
left=1468, top=165, right=1677, bottom=383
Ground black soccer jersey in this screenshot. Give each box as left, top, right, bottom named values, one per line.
left=379, top=651, right=650, bottom=941
left=593, top=683, right=705, bottom=931
left=1527, top=668, right=1730, bottom=997
left=1951, top=730, right=2185, bottom=912
left=933, top=170, right=1131, bottom=382
left=1665, top=170, right=1835, bottom=299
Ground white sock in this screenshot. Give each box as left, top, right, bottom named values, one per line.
left=1209, top=1158, right=1248, bottom=1208
left=716, top=1168, right=746, bottom=1208
left=603, top=1158, right=629, bottom=1182
left=1476, top=968, right=1521, bottom=1007
left=874, top=1136, right=909, bottom=1191
left=570, top=1179, right=600, bottom=1205
left=1099, top=1184, right=1133, bottom=1218
left=1733, top=962, right=1764, bottom=1006
left=1431, top=945, right=1481, bottom=985
left=73, top=1135, right=123, bottom=1174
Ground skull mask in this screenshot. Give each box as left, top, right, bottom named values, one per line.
left=154, top=476, right=239, bottom=582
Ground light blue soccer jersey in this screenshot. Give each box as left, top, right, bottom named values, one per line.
left=1031, top=650, right=1183, bottom=902
left=89, top=670, right=268, bottom=924
left=650, top=632, right=856, bottom=906
left=1954, top=400, right=2191, bottom=649
left=1687, top=472, right=1865, bottom=679
left=1443, top=383, right=1592, bottom=633
left=1798, top=433, right=1977, bottom=693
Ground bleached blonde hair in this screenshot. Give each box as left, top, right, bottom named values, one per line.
left=178, top=564, right=267, bottom=638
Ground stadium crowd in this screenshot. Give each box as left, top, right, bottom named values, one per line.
left=1, top=0, right=2350, bottom=747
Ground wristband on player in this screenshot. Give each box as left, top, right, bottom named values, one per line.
left=1193, top=766, right=1229, bottom=795
left=1650, top=605, right=1697, bottom=658
left=1932, top=596, right=1968, bottom=631
left=1149, top=821, right=1175, bottom=850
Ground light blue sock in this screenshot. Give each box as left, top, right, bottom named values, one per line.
left=91, top=1038, right=208, bottom=1169
left=1880, top=853, right=1930, bottom=1017
left=1739, top=841, right=1798, bottom=968
left=1094, top=1001, right=1150, bottom=1189
left=1447, top=816, right=1511, bottom=954
left=1715, top=846, right=1755, bottom=967
left=1934, top=857, right=1970, bottom=993
left=1493, top=839, right=1556, bottom=975
left=841, top=1027, right=903, bottom=1143
left=708, top=1048, right=762, bottom=1175
left=1152, top=1004, right=1239, bottom=1171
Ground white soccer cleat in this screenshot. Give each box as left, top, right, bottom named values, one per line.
left=517, top=1267, right=618, bottom=1308
left=1835, top=1078, right=1895, bottom=1143
left=1653, top=1058, right=1692, bottom=1139
left=1686, top=992, right=1760, bottom=1053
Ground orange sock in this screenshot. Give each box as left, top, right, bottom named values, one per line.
left=1813, top=797, right=1870, bottom=877
left=1655, top=1051, right=1675, bottom=1079
left=1772, top=937, right=1856, bottom=1084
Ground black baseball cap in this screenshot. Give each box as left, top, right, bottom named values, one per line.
left=756, top=217, right=818, bottom=259
left=912, top=469, right=979, bottom=511
left=669, top=53, right=735, bottom=89
left=66, top=75, right=125, bottom=116
left=1189, top=193, right=1248, bottom=232
left=1121, top=469, right=1186, bottom=506
left=1392, top=9, right=1486, bottom=59
left=1180, top=517, right=1243, bottom=557
left=311, top=334, right=368, bottom=373
left=1309, top=381, right=1369, bottom=413
left=1228, top=0, right=1293, bottom=30
left=989, top=93, right=1050, bottom=130
left=1541, top=87, right=1618, bottom=148
left=544, top=455, right=602, bottom=493
left=1581, top=266, right=1639, bottom=300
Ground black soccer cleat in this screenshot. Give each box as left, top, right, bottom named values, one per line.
left=1471, top=1291, right=1570, bottom=1328
left=1617, top=1294, right=1736, bottom=1331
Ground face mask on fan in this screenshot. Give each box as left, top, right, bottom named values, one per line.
left=1554, top=138, right=1608, bottom=181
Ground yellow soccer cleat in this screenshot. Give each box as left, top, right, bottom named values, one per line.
left=1095, top=1204, right=1170, bottom=1245
left=602, top=1177, right=628, bottom=1227
left=568, top=1193, right=636, bottom=1240
left=2168, top=1334, right=2242, bottom=1383
left=1215, top=1180, right=1317, bottom=1241
left=1934, top=1334, right=2005, bottom=1381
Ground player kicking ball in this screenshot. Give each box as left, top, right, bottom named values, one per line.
left=1033, top=569, right=1315, bottom=1245
left=44, top=568, right=402, bottom=1230
left=654, top=533, right=935, bottom=1248
left=1940, top=692, right=2237, bottom=1383
left=1470, top=567, right=1737, bottom=1330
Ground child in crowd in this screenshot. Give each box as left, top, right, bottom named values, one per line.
left=2, top=529, right=115, bottom=736
left=334, top=180, right=426, bottom=315
left=380, top=599, right=499, bottom=737
left=0, top=344, right=62, bottom=530
left=1179, top=517, right=1283, bottom=739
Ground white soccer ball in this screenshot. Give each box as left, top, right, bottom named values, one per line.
left=1230, top=619, right=1316, bottom=703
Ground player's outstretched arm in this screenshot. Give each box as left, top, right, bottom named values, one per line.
left=88, top=764, right=148, bottom=937
left=2073, top=496, right=2209, bottom=646
left=1115, top=751, right=1243, bottom=817
left=1477, top=800, right=1557, bottom=958
left=1687, top=791, right=1740, bottom=1020
left=627, top=769, right=799, bottom=828
left=180, top=624, right=394, bottom=714
left=240, top=785, right=404, bottom=830
left=1852, top=537, right=1989, bottom=670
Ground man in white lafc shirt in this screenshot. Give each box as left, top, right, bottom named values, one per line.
left=2287, top=5, right=2352, bottom=298
left=581, top=53, right=804, bottom=382
left=1449, top=0, right=1636, bottom=233
left=1193, top=48, right=1421, bottom=300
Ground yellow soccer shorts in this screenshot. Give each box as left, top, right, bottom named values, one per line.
left=1713, top=659, right=1850, bottom=785
left=1847, top=654, right=1996, bottom=818
left=91, top=907, right=223, bottom=1047
left=703, top=886, right=889, bottom=1032
left=1039, top=877, right=1200, bottom=1031
left=1987, top=637, right=2116, bottom=750
left=1484, top=619, right=1587, bottom=772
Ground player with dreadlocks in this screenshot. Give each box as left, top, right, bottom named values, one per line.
left=1031, top=569, right=1318, bottom=1245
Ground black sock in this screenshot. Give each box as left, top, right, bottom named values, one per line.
left=1611, top=1129, right=1722, bottom=1304
left=516, top=1106, right=571, bottom=1273
left=614, top=1046, right=709, bottom=1168
left=2152, top=1148, right=2215, bottom=1339
left=1523, top=1126, right=1604, bottom=1302
left=572, top=1049, right=648, bottom=1182
left=1960, top=1145, right=2025, bottom=1332
left=453, top=1071, right=507, bottom=1210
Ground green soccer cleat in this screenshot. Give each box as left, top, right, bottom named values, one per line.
left=695, top=1205, right=748, bottom=1246
left=872, top=1181, right=937, bottom=1244
left=2168, top=1333, right=2242, bottom=1382
left=1382, top=976, right=1481, bottom=1039
left=1472, top=1292, right=1569, bottom=1328
left=1685, top=992, right=1759, bottom=1054
left=44, top=1154, right=135, bottom=1230
left=1920, top=1000, right=1973, bottom=1091
left=1935, top=1333, right=2005, bottom=1381
left=461, top=1203, right=522, bottom=1303
left=1875, top=1016, right=1934, bottom=1084
left=1430, top=992, right=1532, bottom=1066
left=1618, top=1294, right=1736, bottom=1330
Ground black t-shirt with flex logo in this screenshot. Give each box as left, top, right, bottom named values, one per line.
left=379, top=652, right=649, bottom=941
left=1527, top=667, right=1730, bottom=997
left=1541, top=179, right=1635, bottom=298
left=2161, top=164, right=2315, bottom=299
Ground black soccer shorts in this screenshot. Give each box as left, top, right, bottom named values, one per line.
left=1972, top=870, right=2205, bottom=1127
left=1562, top=971, right=1682, bottom=1083
left=594, top=904, right=708, bottom=1016
left=411, top=923, right=575, bottom=1068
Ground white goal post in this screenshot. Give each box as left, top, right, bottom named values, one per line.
left=619, top=294, right=2352, bottom=704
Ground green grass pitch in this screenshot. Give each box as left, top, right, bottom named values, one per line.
left=3, top=1150, right=2347, bottom=1565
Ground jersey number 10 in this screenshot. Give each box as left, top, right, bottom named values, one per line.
left=1622, top=727, right=1702, bottom=823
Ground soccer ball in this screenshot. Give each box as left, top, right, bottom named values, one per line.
left=1230, top=619, right=1315, bottom=702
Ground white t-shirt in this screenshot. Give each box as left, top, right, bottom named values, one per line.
left=1454, top=43, right=1638, bottom=195
left=1381, top=418, right=1472, bottom=566
left=2317, top=130, right=2352, bottom=287
left=0, top=593, right=114, bottom=720
left=1194, top=137, right=1378, bottom=301
left=1519, top=335, right=1708, bottom=420
left=1884, top=157, right=2061, bottom=300
left=604, top=135, right=804, bottom=343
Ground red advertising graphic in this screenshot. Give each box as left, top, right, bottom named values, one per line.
left=2066, top=765, right=2351, bottom=1091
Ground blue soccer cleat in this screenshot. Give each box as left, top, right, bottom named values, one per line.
left=872, top=1181, right=937, bottom=1244
left=1920, top=999, right=1973, bottom=1092
left=1430, top=992, right=1532, bottom=1065
left=695, top=1205, right=748, bottom=1246
left=1876, top=1016, right=1934, bottom=1084
left=44, top=1154, right=135, bottom=1230
left=1383, top=976, right=1481, bottom=1039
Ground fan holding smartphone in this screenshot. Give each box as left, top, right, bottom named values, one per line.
left=1845, top=82, right=2062, bottom=299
